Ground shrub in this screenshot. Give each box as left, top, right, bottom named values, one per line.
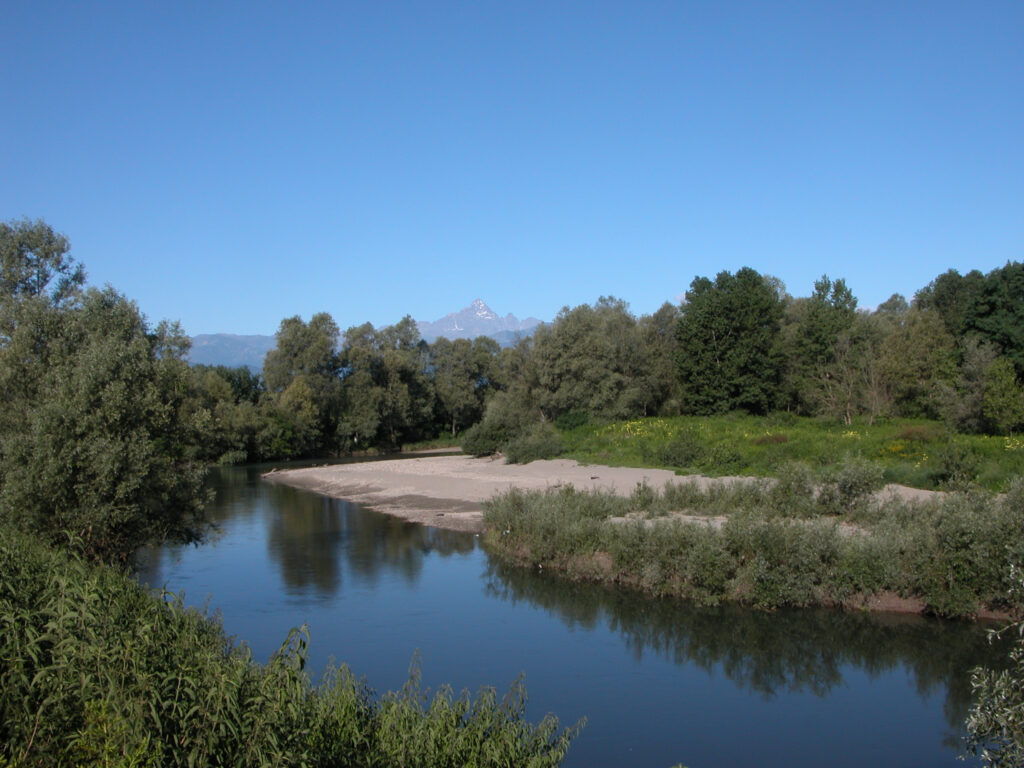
left=644, top=433, right=705, bottom=467
left=553, top=411, right=589, bottom=430
left=504, top=423, right=565, bottom=464
left=768, top=462, right=817, bottom=518
left=629, top=480, right=658, bottom=512
left=703, top=443, right=743, bottom=472
left=461, top=391, right=538, bottom=457
left=965, top=568, right=1024, bottom=766
left=462, top=420, right=508, bottom=457
left=818, top=456, right=884, bottom=515
left=929, top=443, right=980, bottom=490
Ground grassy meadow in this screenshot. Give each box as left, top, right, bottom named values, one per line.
left=558, top=414, right=1024, bottom=492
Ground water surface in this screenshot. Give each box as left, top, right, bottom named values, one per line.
left=136, top=463, right=1006, bottom=768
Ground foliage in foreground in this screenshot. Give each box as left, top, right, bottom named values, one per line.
left=482, top=469, right=1024, bottom=617
left=966, top=569, right=1024, bottom=766
left=0, top=527, right=580, bottom=768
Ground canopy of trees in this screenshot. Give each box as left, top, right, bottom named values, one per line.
left=3, top=218, right=1021, bottom=549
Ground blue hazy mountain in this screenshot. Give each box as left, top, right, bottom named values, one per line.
left=187, top=334, right=277, bottom=372
left=416, top=299, right=542, bottom=343
left=188, top=300, right=542, bottom=370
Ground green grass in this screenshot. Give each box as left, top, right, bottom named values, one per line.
left=559, top=414, right=1024, bottom=491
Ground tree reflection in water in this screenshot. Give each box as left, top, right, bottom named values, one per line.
left=265, top=480, right=474, bottom=594
left=485, top=558, right=1009, bottom=740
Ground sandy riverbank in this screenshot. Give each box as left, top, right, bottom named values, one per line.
left=262, top=455, right=754, bottom=533
left=261, top=454, right=940, bottom=534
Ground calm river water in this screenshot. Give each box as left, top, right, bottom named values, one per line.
left=136, top=462, right=1006, bottom=768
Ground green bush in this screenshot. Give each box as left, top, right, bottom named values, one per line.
left=768, top=462, right=817, bottom=518
left=483, top=476, right=1024, bottom=617
left=462, top=419, right=509, bottom=457
left=929, top=443, right=981, bottom=490
left=643, top=433, right=705, bottom=468
left=817, top=455, right=884, bottom=515
left=0, top=527, right=581, bottom=767
left=965, top=567, right=1024, bottom=766
left=553, top=411, right=589, bottom=430
left=504, top=423, right=565, bottom=464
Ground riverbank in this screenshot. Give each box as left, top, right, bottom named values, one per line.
left=262, top=455, right=940, bottom=534
left=262, top=455, right=775, bottom=533
left=265, top=456, right=1021, bottom=618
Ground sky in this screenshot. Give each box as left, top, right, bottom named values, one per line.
left=3, top=1, right=1022, bottom=336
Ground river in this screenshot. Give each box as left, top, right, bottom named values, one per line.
left=135, top=462, right=1006, bottom=768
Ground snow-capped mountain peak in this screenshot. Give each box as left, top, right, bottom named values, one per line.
left=470, top=298, right=498, bottom=320
left=417, top=300, right=542, bottom=343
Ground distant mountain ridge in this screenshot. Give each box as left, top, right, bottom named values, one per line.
left=188, top=334, right=277, bottom=372
left=416, top=299, right=542, bottom=343
left=188, top=300, right=542, bottom=371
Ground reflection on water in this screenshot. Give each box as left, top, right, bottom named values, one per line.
left=136, top=464, right=1006, bottom=768
left=265, top=481, right=474, bottom=593
left=486, top=559, right=1008, bottom=737
left=138, top=462, right=477, bottom=598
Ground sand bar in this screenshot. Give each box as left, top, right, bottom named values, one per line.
left=262, top=455, right=942, bottom=534
left=262, top=455, right=757, bottom=533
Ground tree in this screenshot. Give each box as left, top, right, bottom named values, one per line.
left=937, top=339, right=1000, bottom=434
left=263, top=313, right=342, bottom=454
left=431, top=338, right=485, bottom=436
left=968, top=262, right=1024, bottom=378
left=915, top=268, right=986, bottom=339
left=811, top=313, right=892, bottom=425
left=778, top=275, right=858, bottom=414
left=877, top=307, right=957, bottom=418
left=982, top=357, right=1024, bottom=435
left=638, top=303, right=683, bottom=415
left=0, top=218, right=84, bottom=309
left=530, top=297, right=659, bottom=420
left=0, top=287, right=207, bottom=561
left=338, top=318, right=434, bottom=451
left=675, top=268, right=784, bottom=415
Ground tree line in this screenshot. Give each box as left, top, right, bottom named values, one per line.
left=175, top=259, right=1024, bottom=466
left=2, top=218, right=1023, bottom=557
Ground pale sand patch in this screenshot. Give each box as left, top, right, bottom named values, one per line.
left=262, top=456, right=756, bottom=533
left=262, top=455, right=945, bottom=534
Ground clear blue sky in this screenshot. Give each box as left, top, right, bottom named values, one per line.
left=3, top=1, right=1021, bottom=335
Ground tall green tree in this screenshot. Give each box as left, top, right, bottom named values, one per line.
left=530, top=297, right=659, bottom=420
left=338, top=317, right=434, bottom=450
left=0, top=287, right=207, bottom=561
left=967, top=262, right=1024, bottom=377
left=0, top=218, right=84, bottom=308
left=675, top=268, right=784, bottom=415
left=915, top=268, right=986, bottom=339
left=638, top=302, right=683, bottom=416
left=430, top=337, right=495, bottom=436
left=878, top=307, right=957, bottom=418
left=263, top=313, right=342, bottom=454
left=779, top=275, right=858, bottom=414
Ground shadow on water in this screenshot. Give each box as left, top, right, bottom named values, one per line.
left=136, top=461, right=476, bottom=598
left=264, top=480, right=475, bottom=593
left=485, top=558, right=1010, bottom=741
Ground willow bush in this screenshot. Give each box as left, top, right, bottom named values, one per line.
left=483, top=473, right=1024, bottom=616
left=0, top=527, right=580, bottom=767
